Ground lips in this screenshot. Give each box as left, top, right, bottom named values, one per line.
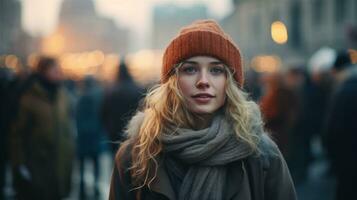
left=191, top=93, right=215, bottom=103
left=192, top=93, right=214, bottom=98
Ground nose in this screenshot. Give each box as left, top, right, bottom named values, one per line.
left=196, top=71, right=210, bottom=89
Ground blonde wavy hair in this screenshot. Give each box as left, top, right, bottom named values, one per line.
left=117, top=63, right=263, bottom=189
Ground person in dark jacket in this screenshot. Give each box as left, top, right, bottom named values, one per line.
left=9, top=56, right=75, bottom=200
left=109, top=20, right=296, bottom=200
left=101, top=60, right=143, bottom=155
left=76, top=75, right=103, bottom=199
left=0, top=68, right=14, bottom=200
left=324, top=50, right=357, bottom=200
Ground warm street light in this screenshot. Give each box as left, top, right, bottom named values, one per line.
left=251, top=55, right=282, bottom=73
left=271, top=21, right=288, bottom=44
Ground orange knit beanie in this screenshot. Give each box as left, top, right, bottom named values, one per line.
left=161, top=19, right=243, bottom=87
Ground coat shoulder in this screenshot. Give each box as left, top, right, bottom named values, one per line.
left=257, top=133, right=281, bottom=158
left=114, top=141, right=134, bottom=174
left=110, top=141, right=137, bottom=200
left=254, top=134, right=297, bottom=200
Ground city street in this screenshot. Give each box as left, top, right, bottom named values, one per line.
left=296, top=157, right=336, bottom=200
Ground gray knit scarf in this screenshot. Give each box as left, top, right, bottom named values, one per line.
left=160, top=114, right=254, bottom=200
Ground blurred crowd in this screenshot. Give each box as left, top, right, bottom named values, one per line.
left=0, top=57, right=144, bottom=200
left=0, top=48, right=356, bottom=200
left=255, top=49, right=357, bottom=200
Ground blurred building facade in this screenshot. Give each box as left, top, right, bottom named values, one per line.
left=221, top=0, right=357, bottom=65
left=152, top=3, right=208, bottom=49
left=54, top=0, right=129, bottom=54
left=0, top=0, right=36, bottom=58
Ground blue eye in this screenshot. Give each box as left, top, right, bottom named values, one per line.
left=210, top=66, right=225, bottom=75
left=180, top=65, right=198, bottom=74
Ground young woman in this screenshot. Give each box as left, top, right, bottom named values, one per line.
left=109, top=20, right=297, bottom=200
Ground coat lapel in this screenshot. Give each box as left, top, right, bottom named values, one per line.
left=225, top=160, right=245, bottom=199
left=151, top=158, right=176, bottom=200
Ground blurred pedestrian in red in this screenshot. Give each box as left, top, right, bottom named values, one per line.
left=260, top=72, right=299, bottom=158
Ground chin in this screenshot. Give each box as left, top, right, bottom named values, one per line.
left=191, top=108, right=218, bottom=115
left=188, top=103, right=224, bottom=116
left=194, top=111, right=213, bottom=115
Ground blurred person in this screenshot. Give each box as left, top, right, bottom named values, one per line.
left=330, top=50, right=355, bottom=85
left=64, top=78, right=79, bottom=124
left=101, top=60, right=144, bottom=155
left=281, top=67, right=313, bottom=185
left=244, top=69, right=262, bottom=101
left=322, top=50, right=354, bottom=170
left=0, top=68, right=15, bottom=200
left=1, top=65, right=34, bottom=199
left=291, top=54, right=335, bottom=183
left=109, top=20, right=296, bottom=200
left=76, top=75, right=103, bottom=199
left=323, top=50, right=356, bottom=200
left=283, top=67, right=306, bottom=91
left=9, top=56, right=75, bottom=200
left=304, top=48, right=335, bottom=145
left=259, top=72, right=299, bottom=158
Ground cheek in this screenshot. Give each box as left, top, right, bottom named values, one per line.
left=218, top=88, right=226, bottom=105
left=215, top=79, right=227, bottom=104
left=178, top=77, right=194, bottom=97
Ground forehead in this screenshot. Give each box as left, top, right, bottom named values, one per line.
left=185, top=56, right=222, bottom=64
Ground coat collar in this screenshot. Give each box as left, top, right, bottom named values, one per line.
left=150, top=157, right=176, bottom=200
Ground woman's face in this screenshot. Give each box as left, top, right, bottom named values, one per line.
left=177, top=56, right=227, bottom=115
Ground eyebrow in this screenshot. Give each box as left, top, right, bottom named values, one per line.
left=182, top=61, right=224, bottom=65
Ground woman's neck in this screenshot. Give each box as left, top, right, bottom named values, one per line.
left=192, top=113, right=214, bottom=130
